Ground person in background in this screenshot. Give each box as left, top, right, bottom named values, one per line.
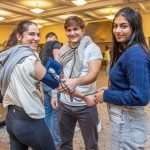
left=96, top=7, right=150, bottom=150
left=40, top=32, right=60, bottom=62
left=39, top=32, right=61, bottom=150
left=1, top=20, right=56, bottom=150
left=104, top=45, right=111, bottom=74
left=52, top=16, right=103, bottom=150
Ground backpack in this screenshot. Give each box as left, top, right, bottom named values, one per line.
left=39, top=41, right=57, bottom=66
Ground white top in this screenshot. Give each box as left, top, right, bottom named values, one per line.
left=61, top=43, right=103, bottom=106
left=3, top=55, right=45, bottom=119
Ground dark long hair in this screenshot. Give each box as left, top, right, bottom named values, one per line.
left=4, top=20, right=37, bottom=51
left=112, top=7, right=150, bottom=64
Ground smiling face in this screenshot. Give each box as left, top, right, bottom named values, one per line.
left=65, top=25, right=85, bottom=47
left=17, top=24, right=40, bottom=51
left=113, top=15, right=132, bottom=43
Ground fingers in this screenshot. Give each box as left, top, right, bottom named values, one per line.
left=61, top=78, right=66, bottom=82
left=57, top=84, right=68, bottom=93
left=95, top=99, right=103, bottom=104
left=61, top=78, right=78, bottom=93
left=51, top=99, right=58, bottom=109
left=85, top=101, right=96, bottom=106
left=94, top=99, right=99, bottom=104
left=94, top=95, right=103, bottom=104
left=84, top=96, right=97, bottom=106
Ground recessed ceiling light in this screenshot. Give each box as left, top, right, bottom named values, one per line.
left=30, top=2, right=44, bottom=14
left=0, top=17, right=5, bottom=21
left=105, top=15, right=114, bottom=20
left=105, top=10, right=114, bottom=21
left=0, top=10, right=13, bottom=16
left=71, top=0, right=87, bottom=6
left=31, top=19, right=48, bottom=24
left=30, top=8, right=44, bottom=14
left=37, top=24, right=43, bottom=28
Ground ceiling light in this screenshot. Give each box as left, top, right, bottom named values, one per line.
left=37, top=24, right=43, bottom=28
left=105, top=10, right=114, bottom=21
left=30, top=2, right=44, bottom=14
left=0, top=17, right=5, bottom=21
left=71, top=0, right=87, bottom=6
left=31, top=19, right=48, bottom=24
left=30, top=8, right=44, bottom=14
left=0, top=10, right=13, bottom=16
left=105, top=15, right=114, bottom=20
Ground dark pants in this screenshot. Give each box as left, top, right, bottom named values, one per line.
left=6, top=105, right=56, bottom=150
left=58, top=102, right=98, bottom=150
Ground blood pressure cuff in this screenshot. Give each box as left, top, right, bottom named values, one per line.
left=41, top=71, right=60, bottom=89
left=41, top=57, right=63, bottom=89
left=45, top=57, right=62, bottom=75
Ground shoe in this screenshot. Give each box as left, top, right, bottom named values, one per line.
left=97, top=118, right=101, bottom=133
left=75, top=123, right=80, bottom=132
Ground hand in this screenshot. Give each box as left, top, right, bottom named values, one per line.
left=57, top=84, right=68, bottom=93
left=95, top=90, right=104, bottom=104
left=61, top=78, right=79, bottom=93
left=51, top=98, right=58, bottom=109
left=83, top=95, right=96, bottom=106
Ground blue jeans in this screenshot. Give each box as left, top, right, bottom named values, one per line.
left=42, top=83, right=61, bottom=149
left=6, top=105, right=55, bottom=150
left=108, top=104, right=148, bottom=150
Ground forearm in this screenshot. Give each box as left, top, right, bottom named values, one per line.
left=76, top=73, right=98, bottom=86
left=103, top=88, right=149, bottom=106
left=51, top=89, right=58, bottom=99
left=72, top=91, right=85, bottom=100
left=73, top=91, right=97, bottom=106
left=104, top=58, right=150, bottom=106
left=60, top=60, right=101, bottom=93
left=53, top=49, right=59, bottom=61
left=76, top=59, right=102, bottom=86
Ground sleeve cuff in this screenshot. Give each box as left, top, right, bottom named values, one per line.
left=51, top=89, right=58, bottom=99
left=103, top=89, right=110, bottom=103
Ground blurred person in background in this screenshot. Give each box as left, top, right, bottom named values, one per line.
left=39, top=32, right=61, bottom=150
left=104, top=45, right=111, bottom=74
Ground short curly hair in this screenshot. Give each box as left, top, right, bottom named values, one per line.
left=64, top=16, right=85, bottom=30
